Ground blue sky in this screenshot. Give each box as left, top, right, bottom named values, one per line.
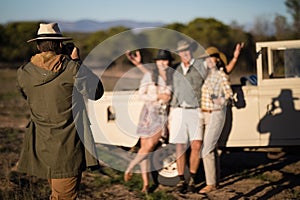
left=1, top=0, right=289, bottom=26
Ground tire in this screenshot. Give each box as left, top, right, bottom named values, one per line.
left=151, top=143, right=189, bottom=186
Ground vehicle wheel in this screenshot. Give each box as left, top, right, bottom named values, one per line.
left=150, top=143, right=189, bottom=186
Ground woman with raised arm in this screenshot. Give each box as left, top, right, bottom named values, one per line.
left=199, top=47, right=234, bottom=194
left=124, top=49, right=174, bottom=193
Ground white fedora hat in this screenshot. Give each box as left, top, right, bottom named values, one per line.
left=27, top=23, right=72, bottom=43
left=176, top=40, right=192, bottom=52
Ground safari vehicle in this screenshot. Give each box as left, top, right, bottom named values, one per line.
left=219, top=39, right=300, bottom=148
left=87, top=40, right=300, bottom=184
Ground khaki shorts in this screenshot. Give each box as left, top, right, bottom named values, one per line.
left=169, top=107, right=203, bottom=144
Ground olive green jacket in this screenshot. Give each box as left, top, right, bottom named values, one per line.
left=16, top=53, right=104, bottom=179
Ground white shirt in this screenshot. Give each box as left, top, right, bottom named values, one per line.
left=180, top=59, right=195, bottom=75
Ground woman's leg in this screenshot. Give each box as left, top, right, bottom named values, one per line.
left=199, top=152, right=217, bottom=194
left=200, top=109, right=226, bottom=193
left=202, top=151, right=216, bottom=186
left=124, top=130, right=162, bottom=182
left=140, top=159, right=149, bottom=192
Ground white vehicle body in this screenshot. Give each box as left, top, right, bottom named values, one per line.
left=88, top=40, right=300, bottom=149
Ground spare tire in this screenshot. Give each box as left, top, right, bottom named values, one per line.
left=150, top=143, right=189, bottom=186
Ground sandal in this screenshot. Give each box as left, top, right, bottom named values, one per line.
left=199, top=185, right=216, bottom=194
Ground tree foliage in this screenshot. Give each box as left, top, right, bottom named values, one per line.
left=285, top=0, right=300, bottom=37
left=274, top=15, right=292, bottom=40
left=1, top=22, right=40, bottom=62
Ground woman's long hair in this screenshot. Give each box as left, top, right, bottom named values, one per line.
left=151, top=61, right=173, bottom=86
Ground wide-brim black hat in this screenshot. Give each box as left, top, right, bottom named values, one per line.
left=153, top=49, right=174, bottom=61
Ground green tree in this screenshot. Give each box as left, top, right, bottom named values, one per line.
left=66, top=32, right=92, bottom=59
left=0, top=25, right=7, bottom=61
left=84, top=26, right=129, bottom=54
left=285, top=0, right=300, bottom=37
left=250, top=15, right=275, bottom=41
left=183, top=18, right=231, bottom=48
left=83, top=26, right=151, bottom=69
left=274, top=15, right=292, bottom=40
left=2, top=22, right=39, bottom=62
left=164, top=22, right=186, bottom=33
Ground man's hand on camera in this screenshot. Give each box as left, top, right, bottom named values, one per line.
left=71, top=47, right=80, bottom=60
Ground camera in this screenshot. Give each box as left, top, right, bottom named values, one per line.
left=267, top=99, right=278, bottom=115
left=62, top=42, right=75, bottom=56
left=210, top=94, right=218, bottom=99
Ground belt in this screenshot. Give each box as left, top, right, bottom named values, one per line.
left=201, top=109, right=221, bottom=113
left=178, top=105, right=198, bottom=109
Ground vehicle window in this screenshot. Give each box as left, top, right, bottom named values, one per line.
left=261, top=47, right=269, bottom=79
left=261, top=47, right=300, bottom=79
left=271, top=49, right=285, bottom=78
left=284, top=48, right=300, bottom=78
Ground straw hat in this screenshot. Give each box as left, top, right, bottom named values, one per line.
left=27, top=23, right=72, bottom=43
left=201, top=46, right=227, bottom=65
left=219, top=52, right=227, bottom=66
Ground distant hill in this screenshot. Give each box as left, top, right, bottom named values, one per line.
left=57, top=19, right=165, bottom=32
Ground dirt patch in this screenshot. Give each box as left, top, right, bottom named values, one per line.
left=1, top=126, right=299, bottom=199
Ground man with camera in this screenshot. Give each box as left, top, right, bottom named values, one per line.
left=16, top=22, right=104, bottom=199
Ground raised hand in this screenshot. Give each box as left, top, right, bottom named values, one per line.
left=126, top=50, right=142, bottom=66
left=233, top=42, right=244, bottom=59
left=125, top=50, right=149, bottom=74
